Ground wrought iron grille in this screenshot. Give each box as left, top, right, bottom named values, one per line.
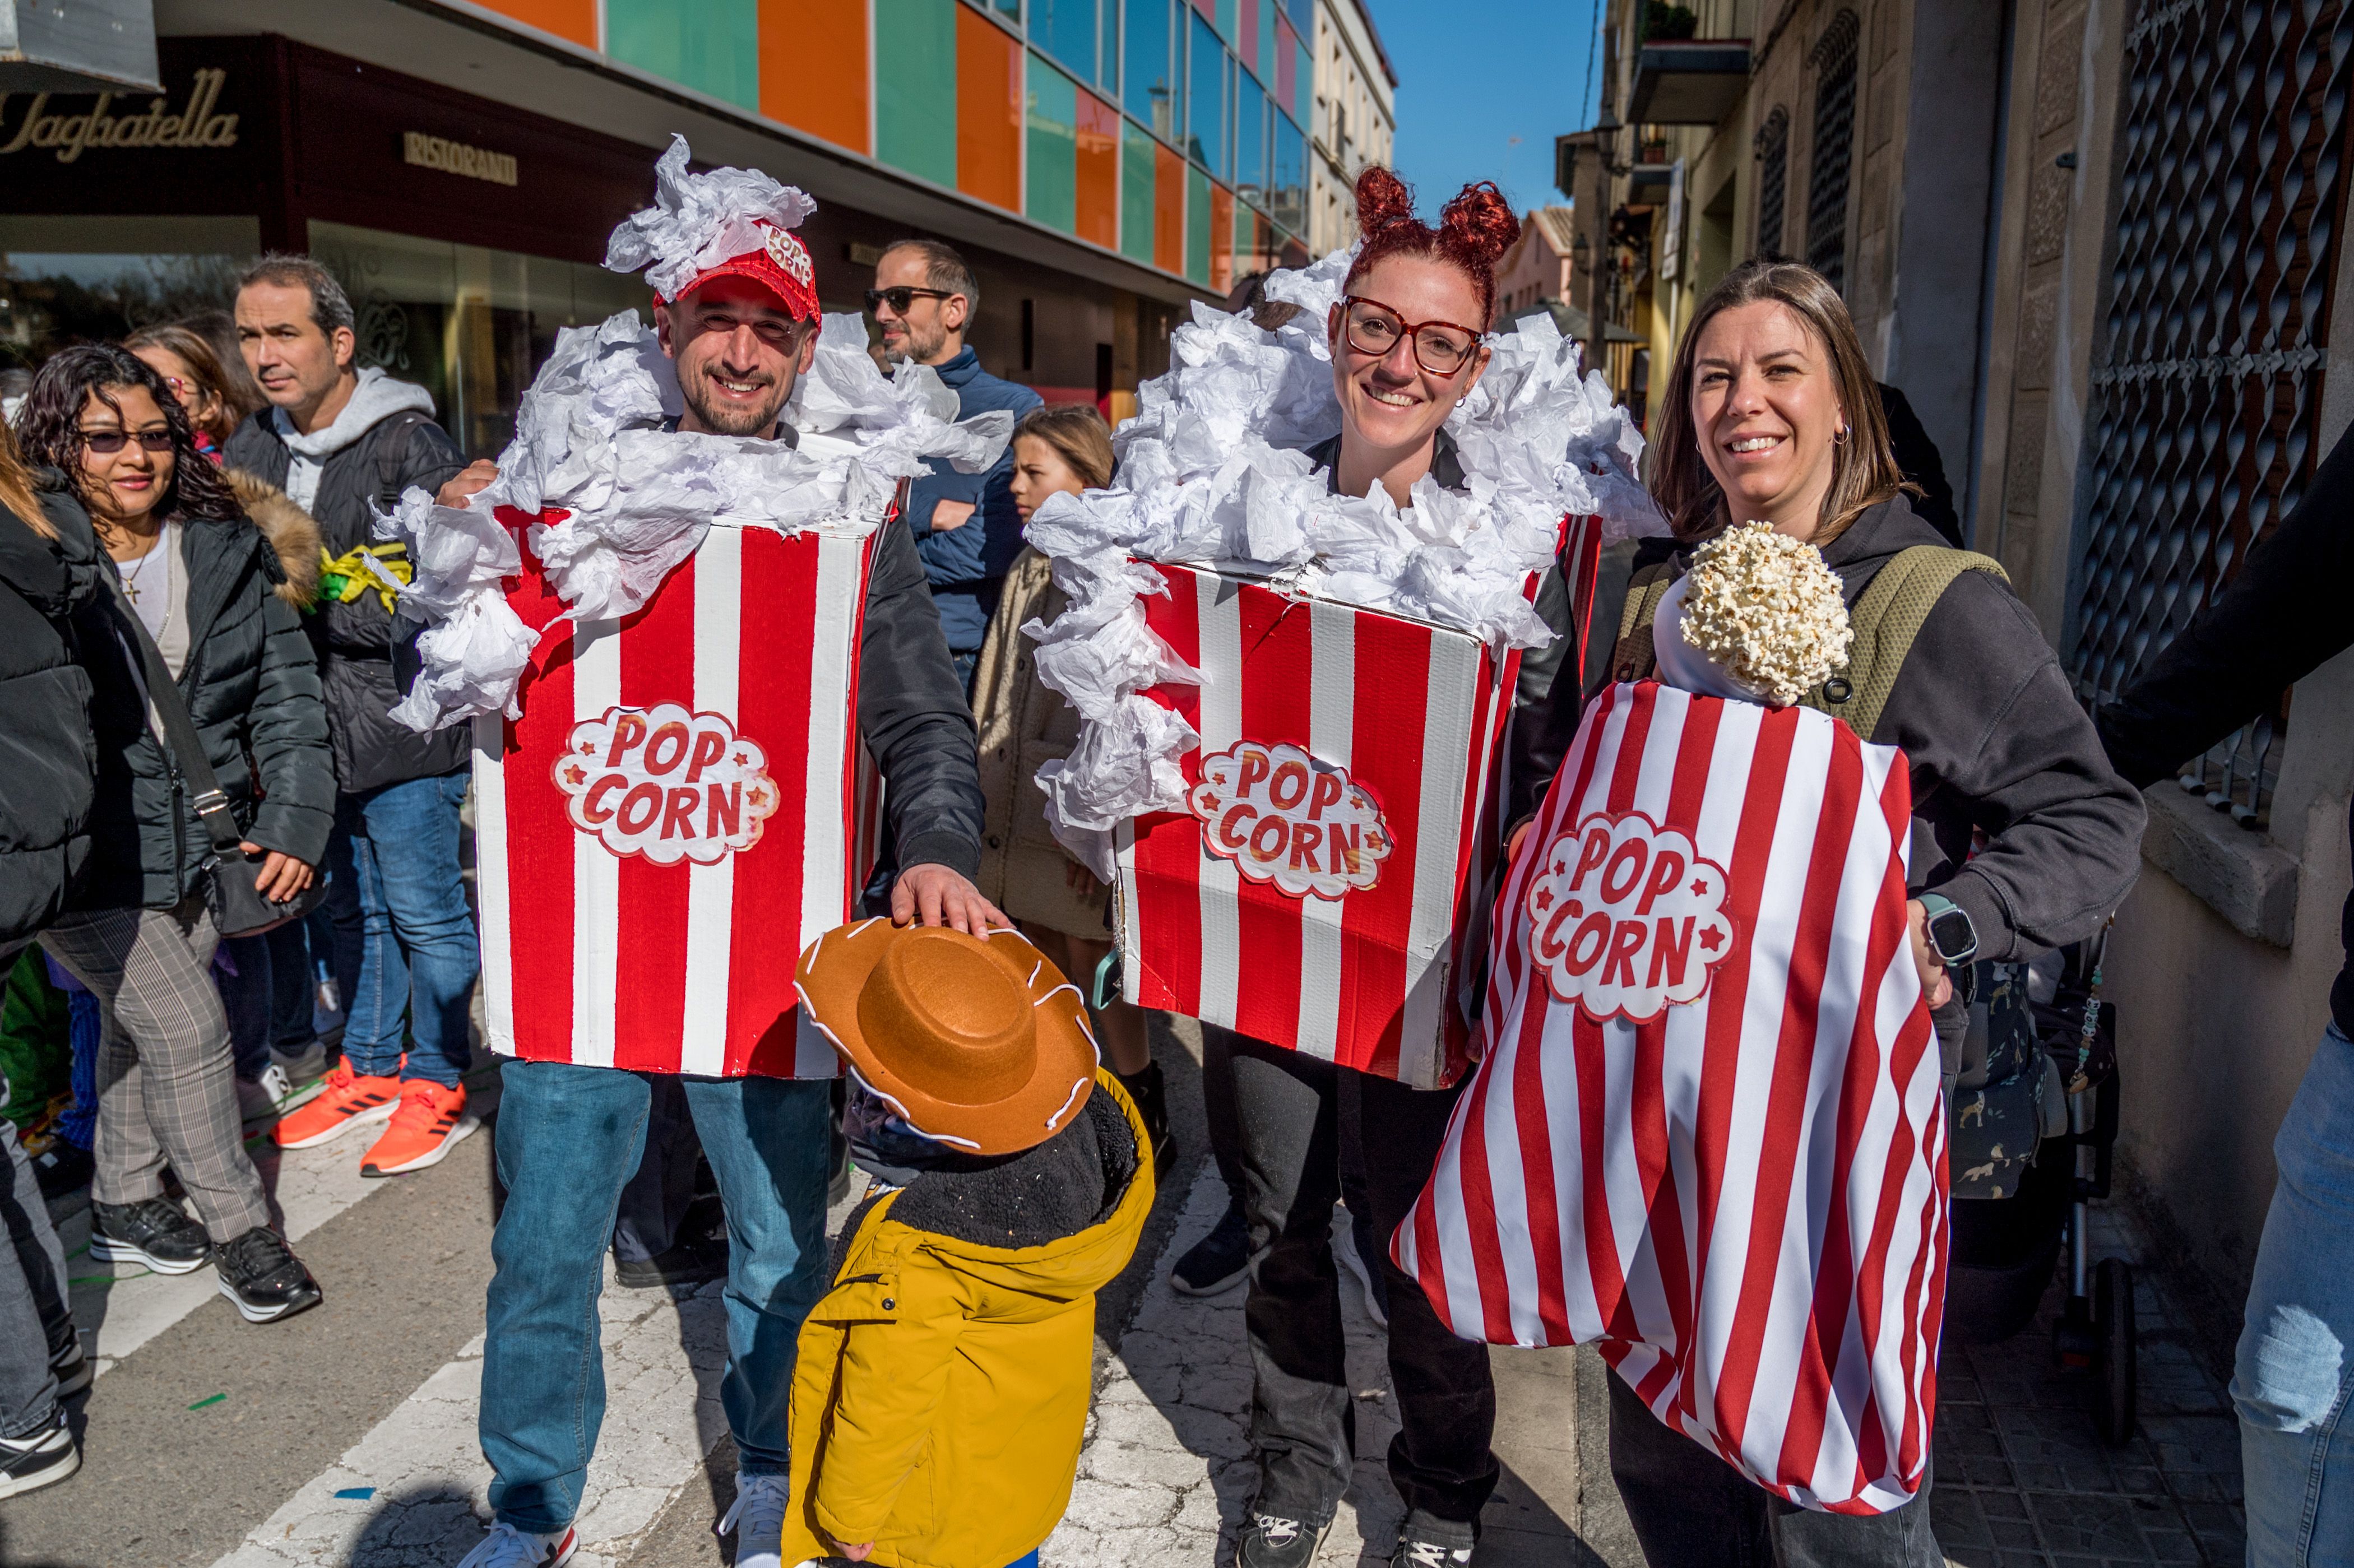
left=2070, top=0, right=2354, bottom=730
left=1755, top=108, right=1790, bottom=256
left=1805, top=12, right=1860, bottom=291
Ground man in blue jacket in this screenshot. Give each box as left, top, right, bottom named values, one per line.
left=869, top=239, right=1041, bottom=692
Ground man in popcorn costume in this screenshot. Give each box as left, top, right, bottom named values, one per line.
left=386, top=140, right=1007, bottom=1568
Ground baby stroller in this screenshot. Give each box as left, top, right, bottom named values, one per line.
left=1943, top=930, right=2137, bottom=1445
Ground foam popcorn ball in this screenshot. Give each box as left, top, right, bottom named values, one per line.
left=1675, top=522, right=1854, bottom=707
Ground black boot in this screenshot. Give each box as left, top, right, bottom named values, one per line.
left=1114, top=1060, right=1173, bottom=1182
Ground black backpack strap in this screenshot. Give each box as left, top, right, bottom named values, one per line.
left=103, top=574, right=243, bottom=857
left=370, top=409, right=438, bottom=510
left=1606, top=560, right=1678, bottom=684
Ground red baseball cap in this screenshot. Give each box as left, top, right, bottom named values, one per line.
left=661, top=220, right=821, bottom=322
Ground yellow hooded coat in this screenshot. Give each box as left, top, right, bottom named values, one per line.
left=782, top=1071, right=1153, bottom=1568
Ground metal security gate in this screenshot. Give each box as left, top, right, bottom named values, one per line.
left=1805, top=12, right=1861, bottom=291
left=2070, top=0, right=2354, bottom=714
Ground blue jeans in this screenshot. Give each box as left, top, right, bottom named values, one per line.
left=326, top=769, right=478, bottom=1088
left=2237, top=1021, right=2354, bottom=1566
left=480, top=1060, right=833, bottom=1532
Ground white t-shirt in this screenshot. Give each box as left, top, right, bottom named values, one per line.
left=118, top=522, right=189, bottom=677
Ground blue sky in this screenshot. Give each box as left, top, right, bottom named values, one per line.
left=1367, top=0, right=1604, bottom=219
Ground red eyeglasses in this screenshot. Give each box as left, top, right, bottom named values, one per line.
left=1336, top=295, right=1486, bottom=377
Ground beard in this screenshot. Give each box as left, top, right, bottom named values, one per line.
left=882, top=317, right=948, bottom=365
left=679, top=361, right=793, bottom=437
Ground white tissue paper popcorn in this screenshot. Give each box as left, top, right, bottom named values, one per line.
left=377, top=138, right=1012, bottom=734
left=1030, top=245, right=1667, bottom=879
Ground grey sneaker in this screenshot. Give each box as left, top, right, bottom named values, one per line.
left=1393, top=1512, right=1476, bottom=1566
left=1238, top=1511, right=1331, bottom=1567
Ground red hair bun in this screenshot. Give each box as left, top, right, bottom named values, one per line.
left=1344, top=166, right=1522, bottom=327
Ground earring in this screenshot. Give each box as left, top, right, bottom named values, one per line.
left=1833, top=424, right=1851, bottom=444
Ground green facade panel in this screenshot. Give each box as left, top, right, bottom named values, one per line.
left=606, top=0, right=759, bottom=110
left=877, top=0, right=959, bottom=188
left=1027, top=55, right=1079, bottom=233
left=1187, top=165, right=1212, bottom=285
left=1122, top=123, right=1158, bottom=264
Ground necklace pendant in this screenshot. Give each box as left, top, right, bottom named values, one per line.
left=124, top=582, right=140, bottom=602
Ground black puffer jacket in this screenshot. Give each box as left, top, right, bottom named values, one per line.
left=69, top=481, right=335, bottom=912
left=222, top=400, right=468, bottom=794
left=0, top=481, right=104, bottom=944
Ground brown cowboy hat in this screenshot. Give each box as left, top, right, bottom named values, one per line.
left=794, top=919, right=1099, bottom=1157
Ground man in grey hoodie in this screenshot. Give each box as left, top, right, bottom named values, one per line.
left=224, top=256, right=479, bottom=1180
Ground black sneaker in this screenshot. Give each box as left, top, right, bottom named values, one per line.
left=1172, top=1199, right=1250, bottom=1296
left=612, top=1231, right=728, bottom=1289
left=213, top=1226, right=323, bottom=1323
left=89, top=1197, right=212, bottom=1274
left=0, top=1411, right=80, bottom=1500
left=49, top=1338, right=91, bottom=1398
left=1237, top=1511, right=1330, bottom=1568
left=1392, top=1512, right=1476, bottom=1566
left=1113, top=1059, right=1174, bottom=1182
left=31, top=1140, right=94, bottom=1202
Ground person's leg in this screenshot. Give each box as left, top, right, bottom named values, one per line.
left=680, top=1073, right=833, bottom=1481
left=332, top=791, right=408, bottom=1081
left=480, top=1059, right=651, bottom=1533
left=44, top=902, right=271, bottom=1241
left=1171, top=1023, right=1252, bottom=1296
left=262, top=919, right=318, bottom=1057
left=0, top=1069, right=69, bottom=1438
left=2236, top=1020, right=2354, bottom=1567
left=611, top=1075, right=698, bottom=1266
left=1228, top=1033, right=1353, bottom=1527
left=55, top=976, right=98, bottom=1153
left=355, top=770, right=479, bottom=1089
left=1607, top=1368, right=1771, bottom=1567
left=1762, top=1450, right=1941, bottom=1567
left=1201, top=1020, right=1244, bottom=1199
left=1350, top=1066, right=1498, bottom=1533
left=216, top=936, right=272, bottom=1082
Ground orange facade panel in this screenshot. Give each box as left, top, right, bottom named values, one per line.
left=760, top=0, right=869, bottom=154
left=1153, top=141, right=1187, bottom=276
left=1075, top=88, right=1120, bottom=250
left=955, top=7, right=1022, bottom=212
left=474, top=0, right=599, bottom=48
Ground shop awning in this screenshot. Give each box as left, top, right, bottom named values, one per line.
left=0, top=0, right=159, bottom=91
left=1628, top=40, right=1751, bottom=126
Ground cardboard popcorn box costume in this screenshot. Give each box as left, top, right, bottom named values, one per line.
left=1026, top=248, right=1662, bottom=1086
left=471, top=512, right=878, bottom=1078
left=1116, top=560, right=1526, bottom=1087
left=1397, top=680, right=1948, bottom=1515
left=377, top=136, right=1011, bottom=1083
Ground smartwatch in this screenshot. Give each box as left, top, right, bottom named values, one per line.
left=1917, top=892, right=1978, bottom=967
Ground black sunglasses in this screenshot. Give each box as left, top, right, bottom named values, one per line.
left=865, top=285, right=955, bottom=315
left=78, top=428, right=174, bottom=454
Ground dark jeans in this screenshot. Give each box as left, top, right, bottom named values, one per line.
left=218, top=921, right=318, bottom=1079
left=1225, top=1029, right=1498, bottom=1528
left=480, top=1060, right=831, bottom=1532
left=611, top=1075, right=701, bottom=1264
left=0, top=1061, right=73, bottom=1439
left=1607, top=1368, right=1943, bottom=1567
left=326, top=769, right=479, bottom=1088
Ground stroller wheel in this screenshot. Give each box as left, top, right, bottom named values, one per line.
left=2092, top=1258, right=2137, bottom=1446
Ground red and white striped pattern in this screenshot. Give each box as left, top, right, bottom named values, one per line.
left=1114, top=561, right=1521, bottom=1088
left=471, top=511, right=873, bottom=1079
left=1397, top=681, right=1947, bottom=1514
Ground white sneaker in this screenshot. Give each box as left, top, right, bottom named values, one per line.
left=271, top=1040, right=330, bottom=1086
left=716, top=1472, right=791, bottom=1568
left=0, top=1413, right=80, bottom=1500
left=453, top=1521, right=577, bottom=1567
left=235, top=1062, right=320, bottom=1126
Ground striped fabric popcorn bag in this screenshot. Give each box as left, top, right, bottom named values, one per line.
left=1396, top=524, right=1949, bottom=1515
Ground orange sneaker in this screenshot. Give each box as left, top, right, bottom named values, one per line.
left=272, top=1064, right=401, bottom=1149
left=359, top=1080, right=479, bottom=1177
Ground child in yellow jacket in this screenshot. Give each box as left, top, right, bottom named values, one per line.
left=788, top=920, right=1154, bottom=1568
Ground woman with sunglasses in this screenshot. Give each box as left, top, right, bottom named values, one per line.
left=1225, top=167, right=1521, bottom=1568
left=12, top=345, right=331, bottom=1323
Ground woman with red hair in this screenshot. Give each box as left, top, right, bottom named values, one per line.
left=1223, top=166, right=1519, bottom=1568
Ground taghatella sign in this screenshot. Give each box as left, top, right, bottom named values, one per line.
left=0, top=69, right=237, bottom=161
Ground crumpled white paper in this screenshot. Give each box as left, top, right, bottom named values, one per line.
left=603, top=134, right=818, bottom=303
left=378, top=138, right=1012, bottom=734
left=1031, top=245, right=1666, bottom=879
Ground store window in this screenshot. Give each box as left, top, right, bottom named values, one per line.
left=0, top=216, right=262, bottom=373
left=1187, top=11, right=1226, bottom=176
left=309, top=221, right=646, bottom=458
left=1271, top=109, right=1306, bottom=235
left=1033, top=0, right=1100, bottom=85
left=1804, top=12, right=1860, bottom=293
left=1235, top=69, right=1267, bottom=203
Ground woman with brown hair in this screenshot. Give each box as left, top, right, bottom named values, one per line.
left=1526, top=258, right=2144, bottom=1562
left=124, top=322, right=259, bottom=457
left=966, top=403, right=1174, bottom=1168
